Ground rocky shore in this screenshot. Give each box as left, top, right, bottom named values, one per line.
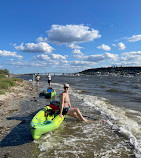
left=0, top=81, right=38, bottom=140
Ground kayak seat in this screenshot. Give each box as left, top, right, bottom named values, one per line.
left=47, top=89, right=52, bottom=92
left=44, top=121, right=52, bottom=124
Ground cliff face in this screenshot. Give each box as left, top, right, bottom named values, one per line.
left=80, top=66, right=141, bottom=75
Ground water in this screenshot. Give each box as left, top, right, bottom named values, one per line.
left=1, top=75, right=141, bottom=158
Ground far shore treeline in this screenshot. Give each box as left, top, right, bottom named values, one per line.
left=0, top=69, right=23, bottom=95
left=79, top=66, right=141, bottom=76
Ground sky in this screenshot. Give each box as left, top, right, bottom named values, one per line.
left=0, top=0, right=141, bottom=74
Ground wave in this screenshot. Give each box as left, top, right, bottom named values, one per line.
left=106, top=88, right=133, bottom=94
left=48, top=82, right=141, bottom=157
left=70, top=92, right=141, bottom=158
left=132, top=85, right=140, bottom=89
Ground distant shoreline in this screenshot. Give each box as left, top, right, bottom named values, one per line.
left=79, top=66, right=141, bottom=76
left=11, top=66, right=141, bottom=77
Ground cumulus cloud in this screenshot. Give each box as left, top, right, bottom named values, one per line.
left=70, top=61, right=94, bottom=66
left=47, top=24, right=101, bottom=45
left=86, top=53, right=118, bottom=62
left=117, top=42, right=126, bottom=50
left=72, top=49, right=83, bottom=55
left=9, top=60, right=48, bottom=67
left=68, top=43, right=83, bottom=49
left=112, top=51, right=141, bottom=67
left=128, top=35, right=141, bottom=42
left=35, top=54, right=50, bottom=61
left=15, top=42, right=54, bottom=53
left=0, top=50, right=23, bottom=59
left=121, top=51, right=141, bottom=61
left=51, top=54, right=67, bottom=60
left=72, top=49, right=86, bottom=59
left=36, top=37, right=48, bottom=42
left=97, top=44, right=111, bottom=51
left=35, top=54, right=67, bottom=62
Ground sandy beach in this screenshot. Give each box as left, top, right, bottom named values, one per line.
left=0, top=81, right=38, bottom=140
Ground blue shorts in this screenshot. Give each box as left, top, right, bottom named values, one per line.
left=62, top=107, right=70, bottom=115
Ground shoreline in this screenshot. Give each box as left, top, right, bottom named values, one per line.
left=0, top=80, right=38, bottom=140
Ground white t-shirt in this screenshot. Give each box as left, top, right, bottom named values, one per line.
left=48, top=74, right=51, bottom=80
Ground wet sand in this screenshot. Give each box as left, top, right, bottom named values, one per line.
left=0, top=81, right=41, bottom=158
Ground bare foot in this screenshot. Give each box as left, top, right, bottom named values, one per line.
left=83, top=118, right=94, bottom=123
left=83, top=118, right=92, bottom=122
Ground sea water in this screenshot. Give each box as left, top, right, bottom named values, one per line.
left=35, top=75, right=141, bottom=158
left=1, top=74, right=141, bottom=158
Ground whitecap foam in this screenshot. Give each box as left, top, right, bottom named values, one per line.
left=70, top=89, right=141, bottom=158
left=41, top=82, right=141, bottom=157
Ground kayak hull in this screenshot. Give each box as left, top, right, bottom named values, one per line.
left=30, top=106, right=64, bottom=140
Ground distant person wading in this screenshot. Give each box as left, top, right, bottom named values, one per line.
left=36, top=73, right=40, bottom=86
left=47, top=73, right=51, bottom=87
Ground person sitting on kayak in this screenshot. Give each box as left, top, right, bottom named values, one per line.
left=59, top=83, right=88, bottom=122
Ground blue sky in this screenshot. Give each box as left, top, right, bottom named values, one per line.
left=0, top=0, right=141, bottom=74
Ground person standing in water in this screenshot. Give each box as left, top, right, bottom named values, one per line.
left=47, top=73, right=51, bottom=87
left=36, top=73, right=40, bottom=86
left=59, top=83, right=88, bottom=122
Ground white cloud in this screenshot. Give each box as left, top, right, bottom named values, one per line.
left=121, top=51, right=141, bottom=61
left=114, top=61, right=141, bottom=67
left=112, top=51, right=141, bottom=67
left=68, top=43, right=83, bottom=49
left=97, top=44, right=111, bottom=51
left=117, top=42, right=126, bottom=50
left=9, top=59, right=14, bottom=61
left=47, top=24, right=101, bottom=44
left=35, top=54, right=50, bottom=61
left=72, top=49, right=86, bottom=59
left=128, top=35, right=141, bottom=42
left=0, top=50, right=23, bottom=59
left=36, top=37, right=48, bottom=42
left=86, top=53, right=118, bottom=62
left=51, top=54, right=67, bottom=60
left=112, top=44, right=117, bottom=47
left=15, top=42, right=54, bottom=53
left=70, top=60, right=94, bottom=66
left=8, top=59, right=50, bottom=67
left=72, top=49, right=83, bottom=55
left=35, top=53, right=67, bottom=61
left=105, top=53, right=118, bottom=60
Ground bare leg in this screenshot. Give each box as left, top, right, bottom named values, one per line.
left=67, top=108, right=88, bottom=122
left=48, top=82, right=51, bottom=87
left=73, top=112, right=79, bottom=119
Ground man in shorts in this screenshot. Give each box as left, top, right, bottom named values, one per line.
left=47, top=73, right=51, bottom=87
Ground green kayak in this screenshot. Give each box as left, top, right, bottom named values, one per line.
left=43, top=88, right=56, bottom=98
left=30, top=105, right=64, bottom=140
